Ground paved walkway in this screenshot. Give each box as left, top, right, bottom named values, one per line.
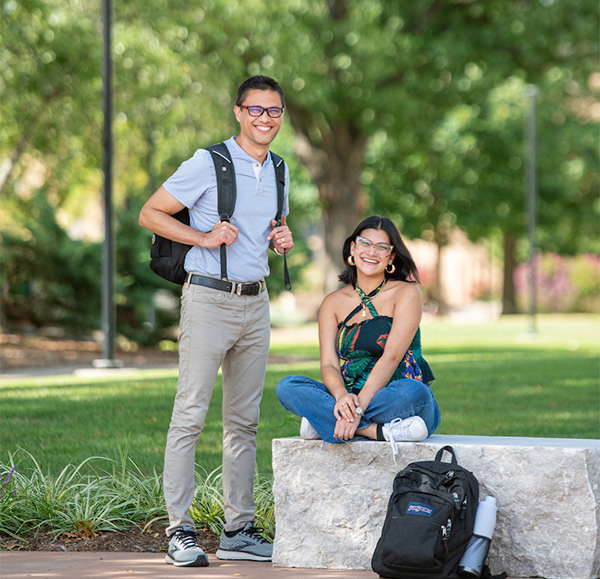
left=0, top=552, right=380, bottom=578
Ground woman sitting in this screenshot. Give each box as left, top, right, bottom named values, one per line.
left=276, top=216, right=440, bottom=459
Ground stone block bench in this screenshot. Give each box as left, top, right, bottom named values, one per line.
left=272, top=435, right=600, bottom=579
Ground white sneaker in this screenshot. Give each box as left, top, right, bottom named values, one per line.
left=382, top=416, right=429, bottom=464
left=300, top=417, right=320, bottom=440
left=165, top=528, right=209, bottom=567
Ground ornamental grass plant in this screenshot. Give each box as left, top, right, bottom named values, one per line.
left=0, top=449, right=274, bottom=541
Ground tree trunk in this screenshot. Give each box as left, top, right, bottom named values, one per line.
left=502, top=232, right=519, bottom=314
left=293, top=121, right=368, bottom=294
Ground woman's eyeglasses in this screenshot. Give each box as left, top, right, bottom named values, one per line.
left=240, top=105, right=284, bottom=118
left=355, top=236, right=393, bottom=257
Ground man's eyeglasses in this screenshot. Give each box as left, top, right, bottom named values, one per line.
left=240, top=105, right=284, bottom=118
left=355, top=236, right=393, bottom=257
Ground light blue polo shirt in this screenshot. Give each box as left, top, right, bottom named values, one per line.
left=162, top=136, right=289, bottom=283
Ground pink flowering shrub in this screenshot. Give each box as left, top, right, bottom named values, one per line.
left=515, top=253, right=600, bottom=313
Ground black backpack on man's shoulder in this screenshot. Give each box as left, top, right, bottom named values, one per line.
left=149, top=207, right=192, bottom=286
left=371, top=446, right=479, bottom=579
left=149, top=142, right=289, bottom=287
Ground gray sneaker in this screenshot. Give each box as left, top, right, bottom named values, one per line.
left=165, top=528, right=209, bottom=567
left=216, top=522, right=273, bottom=561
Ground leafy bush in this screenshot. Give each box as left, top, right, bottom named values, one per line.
left=0, top=190, right=180, bottom=344
left=570, top=254, right=600, bottom=312
left=0, top=190, right=102, bottom=333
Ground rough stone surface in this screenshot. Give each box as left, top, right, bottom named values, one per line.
left=272, top=434, right=600, bottom=579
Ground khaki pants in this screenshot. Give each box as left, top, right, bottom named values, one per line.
left=164, top=282, right=271, bottom=535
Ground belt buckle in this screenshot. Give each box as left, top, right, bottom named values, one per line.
left=236, top=283, right=243, bottom=297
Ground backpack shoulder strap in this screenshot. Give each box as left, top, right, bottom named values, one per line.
left=270, top=151, right=285, bottom=224
left=270, top=151, right=291, bottom=291
left=206, top=142, right=236, bottom=280
left=206, top=142, right=236, bottom=221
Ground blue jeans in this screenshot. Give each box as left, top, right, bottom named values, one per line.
left=276, top=376, right=441, bottom=444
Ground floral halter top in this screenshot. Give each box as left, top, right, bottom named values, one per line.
left=336, top=291, right=434, bottom=393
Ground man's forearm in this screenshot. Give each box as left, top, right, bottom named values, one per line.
left=139, top=206, right=206, bottom=246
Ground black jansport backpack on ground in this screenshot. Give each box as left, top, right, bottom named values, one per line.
left=371, top=446, right=479, bottom=579
left=149, top=142, right=290, bottom=288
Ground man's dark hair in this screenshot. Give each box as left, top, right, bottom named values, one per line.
left=339, top=215, right=420, bottom=287
left=236, top=75, right=286, bottom=108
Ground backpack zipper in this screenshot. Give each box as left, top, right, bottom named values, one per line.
left=441, top=518, right=452, bottom=553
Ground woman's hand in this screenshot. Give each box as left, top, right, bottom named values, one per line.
left=334, top=416, right=360, bottom=441
left=334, top=393, right=361, bottom=423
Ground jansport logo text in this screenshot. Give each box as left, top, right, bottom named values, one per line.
left=406, top=502, right=434, bottom=517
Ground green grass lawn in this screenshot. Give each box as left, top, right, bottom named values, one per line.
left=1, top=315, right=598, bottom=479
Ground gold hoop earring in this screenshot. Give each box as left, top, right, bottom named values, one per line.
left=386, top=263, right=396, bottom=274
left=347, top=255, right=356, bottom=266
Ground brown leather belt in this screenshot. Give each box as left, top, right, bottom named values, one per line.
left=186, top=273, right=266, bottom=296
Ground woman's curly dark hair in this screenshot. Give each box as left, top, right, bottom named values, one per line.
left=338, top=215, right=420, bottom=287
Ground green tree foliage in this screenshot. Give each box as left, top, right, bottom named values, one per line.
left=1, top=0, right=597, bottom=339
left=176, top=0, right=598, bottom=295
left=326, top=1, right=599, bottom=306
left=0, top=0, right=102, bottom=200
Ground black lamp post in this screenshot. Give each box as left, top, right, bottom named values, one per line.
left=524, top=84, right=539, bottom=335
left=94, top=0, right=121, bottom=368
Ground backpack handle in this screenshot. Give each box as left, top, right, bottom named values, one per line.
left=435, top=445, right=458, bottom=464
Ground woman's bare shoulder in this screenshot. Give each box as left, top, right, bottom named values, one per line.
left=386, top=279, right=421, bottom=296
left=323, top=285, right=354, bottom=303
left=384, top=280, right=423, bottom=310
left=320, top=286, right=355, bottom=316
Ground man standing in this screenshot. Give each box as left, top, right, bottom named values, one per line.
left=139, top=75, right=293, bottom=567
